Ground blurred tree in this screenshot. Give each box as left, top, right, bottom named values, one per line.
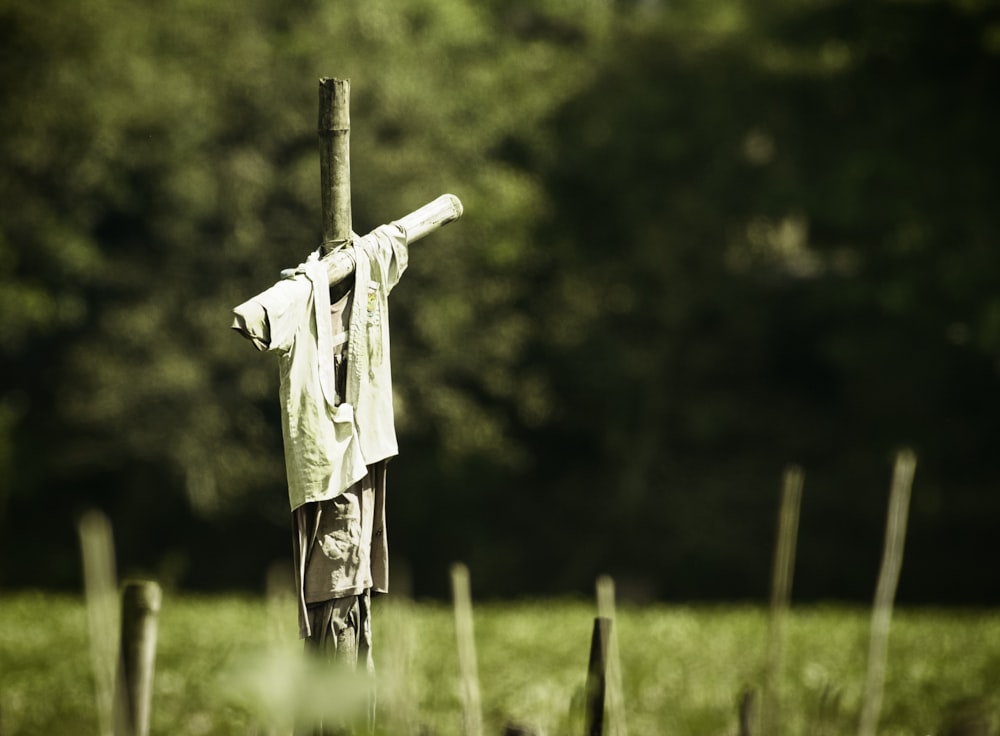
left=0, top=0, right=610, bottom=589
left=518, top=0, right=1000, bottom=601
left=1, top=0, right=998, bottom=603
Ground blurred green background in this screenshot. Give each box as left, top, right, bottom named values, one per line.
left=2, top=0, right=999, bottom=605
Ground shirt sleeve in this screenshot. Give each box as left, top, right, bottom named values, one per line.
left=368, top=223, right=409, bottom=295
left=231, top=276, right=311, bottom=354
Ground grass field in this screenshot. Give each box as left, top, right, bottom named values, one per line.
left=0, top=591, right=997, bottom=735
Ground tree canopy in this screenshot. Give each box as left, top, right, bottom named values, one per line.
left=2, top=0, right=998, bottom=603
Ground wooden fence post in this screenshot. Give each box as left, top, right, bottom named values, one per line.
left=78, top=510, right=119, bottom=736
left=583, top=616, right=612, bottom=736
left=738, top=689, right=756, bottom=736
left=761, top=465, right=804, bottom=736
left=857, top=449, right=917, bottom=736
left=451, top=563, right=484, bottom=736
left=595, top=576, right=627, bottom=736
left=503, top=723, right=539, bottom=736
left=114, top=580, right=162, bottom=736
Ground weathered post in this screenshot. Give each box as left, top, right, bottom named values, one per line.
left=318, top=77, right=351, bottom=254
left=504, top=724, right=539, bottom=736
left=451, top=563, right=484, bottom=736
left=738, top=689, right=756, bottom=736
left=114, top=580, right=162, bottom=736
left=583, top=616, right=612, bottom=736
left=761, top=465, right=804, bottom=736
left=595, top=576, right=626, bottom=736
left=858, top=450, right=917, bottom=736
left=78, top=510, right=119, bottom=736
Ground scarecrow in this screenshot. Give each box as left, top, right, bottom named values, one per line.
left=231, top=78, right=462, bottom=733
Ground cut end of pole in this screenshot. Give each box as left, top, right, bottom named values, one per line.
left=318, top=78, right=351, bottom=130
left=395, top=193, right=465, bottom=244
left=121, top=580, right=163, bottom=614
left=783, top=464, right=804, bottom=496
left=444, top=193, right=464, bottom=219
left=892, top=448, right=918, bottom=488
left=596, top=575, right=616, bottom=620
left=450, top=562, right=471, bottom=599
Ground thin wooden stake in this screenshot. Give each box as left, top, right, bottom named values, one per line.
left=504, top=724, right=539, bottom=736
left=584, top=616, right=612, bottom=736
left=318, top=77, right=351, bottom=254
left=596, top=576, right=627, bottom=736
left=377, top=597, right=420, bottom=736
left=78, top=510, right=120, bottom=736
left=738, top=689, right=756, bottom=736
left=857, top=449, right=917, bottom=736
left=114, top=580, right=162, bottom=736
left=451, top=563, right=483, bottom=736
left=761, top=465, right=804, bottom=736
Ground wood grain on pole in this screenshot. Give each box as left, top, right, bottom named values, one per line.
left=115, top=580, right=162, bottom=736
left=318, top=77, right=351, bottom=254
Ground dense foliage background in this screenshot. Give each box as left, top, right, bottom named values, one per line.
left=2, top=0, right=998, bottom=604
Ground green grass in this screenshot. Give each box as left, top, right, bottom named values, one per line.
left=1, top=591, right=997, bottom=735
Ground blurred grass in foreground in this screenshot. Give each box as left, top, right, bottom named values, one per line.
left=1, top=591, right=997, bottom=735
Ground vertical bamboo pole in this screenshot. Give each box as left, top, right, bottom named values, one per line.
left=503, top=724, right=539, bottom=736
left=596, top=576, right=627, bottom=736
left=451, top=563, right=483, bottom=736
left=761, top=465, right=804, bottom=736
left=858, top=449, right=917, bottom=736
left=318, top=77, right=351, bottom=254
left=738, top=689, right=756, bottom=736
left=377, top=597, right=420, bottom=736
left=78, top=510, right=119, bottom=736
left=114, top=580, right=162, bottom=736
left=583, top=617, right=612, bottom=736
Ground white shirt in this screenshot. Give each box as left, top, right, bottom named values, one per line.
left=232, top=224, right=409, bottom=510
